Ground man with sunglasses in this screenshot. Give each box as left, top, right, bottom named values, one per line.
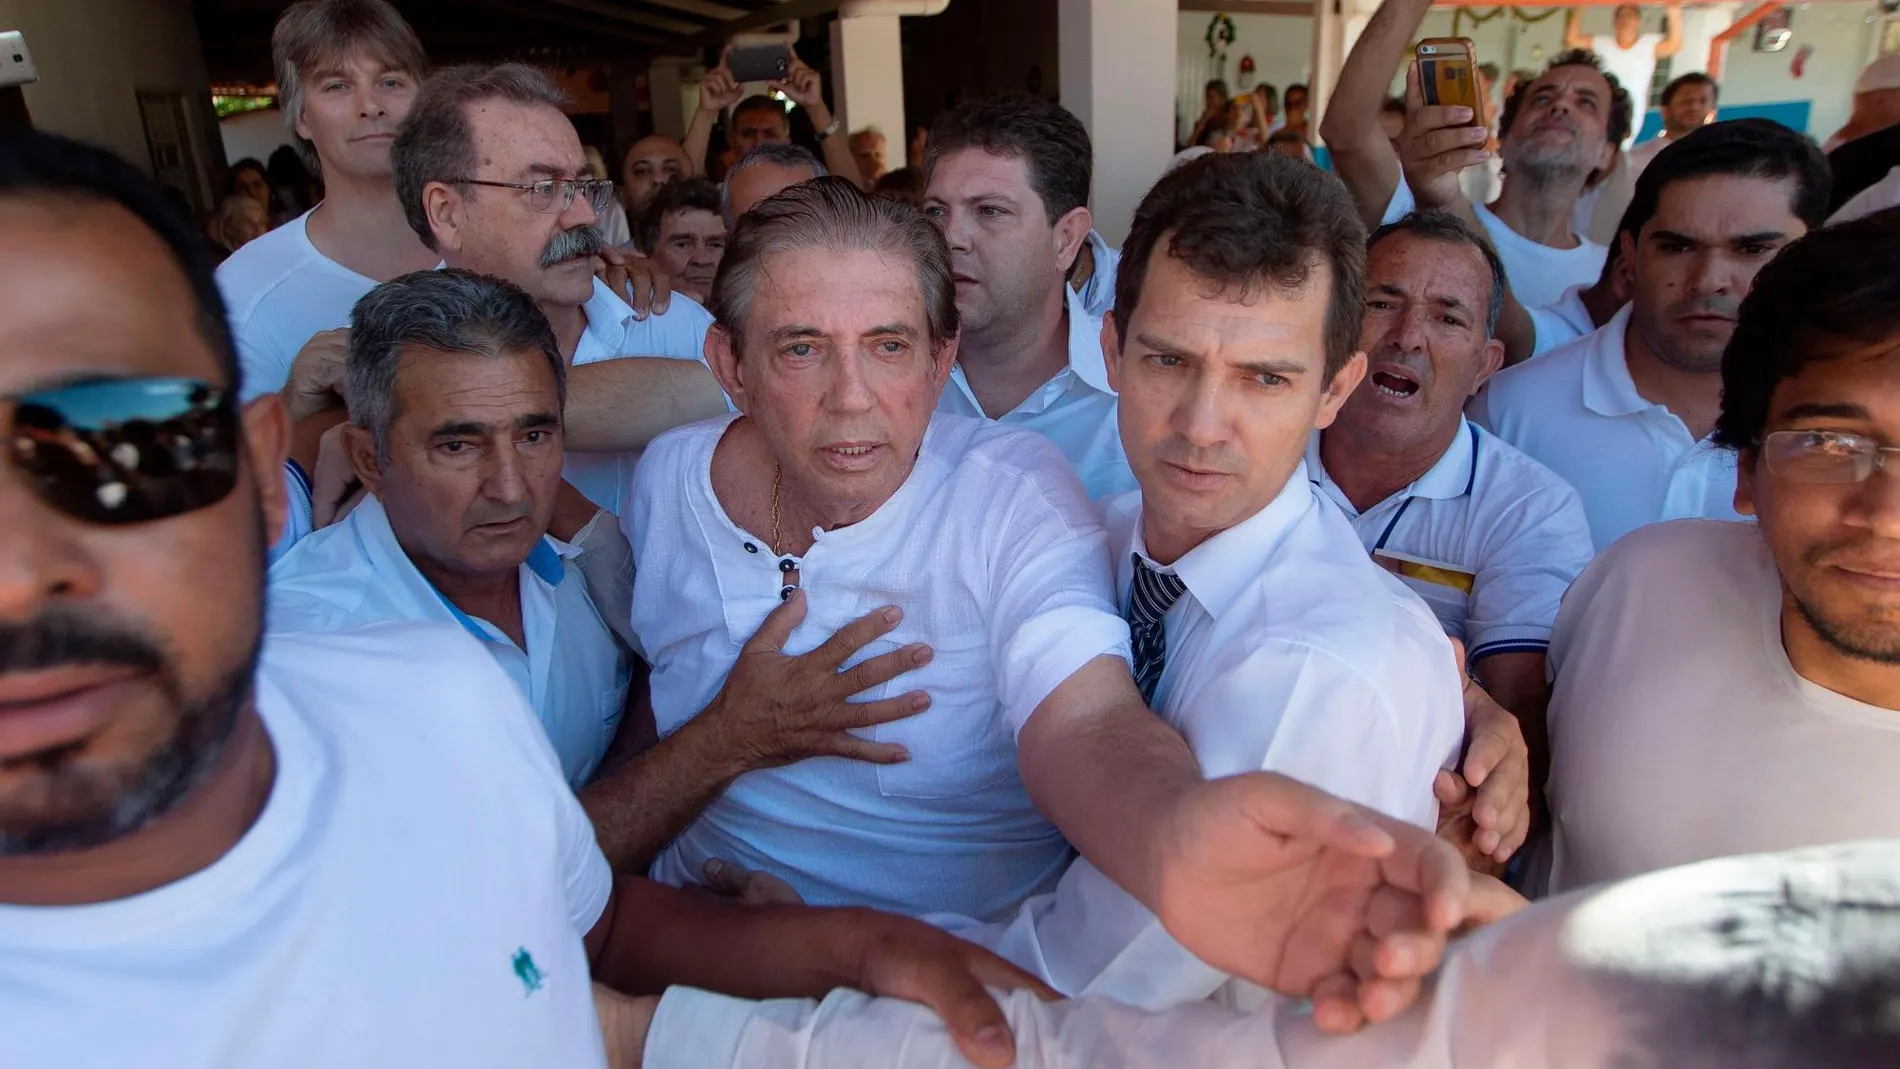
left=1531, top=210, right=1900, bottom=897
left=392, top=62, right=719, bottom=515
left=0, top=129, right=1056, bottom=1069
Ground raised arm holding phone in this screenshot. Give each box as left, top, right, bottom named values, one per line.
left=684, top=46, right=863, bottom=190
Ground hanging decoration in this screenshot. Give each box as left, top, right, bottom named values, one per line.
left=1237, top=53, right=1257, bottom=90
left=1205, top=13, right=1238, bottom=60
left=1450, top=6, right=1563, bottom=40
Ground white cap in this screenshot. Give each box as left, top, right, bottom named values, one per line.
left=1856, top=54, right=1900, bottom=94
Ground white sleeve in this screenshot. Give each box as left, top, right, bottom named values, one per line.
left=981, top=449, right=1133, bottom=736
left=1527, top=303, right=1586, bottom=357
left=269, top=460, right=315, bottom=565
left=641, top=986, right=1295, bottom=1069
left=1465, top=483, right=1596, bottom=661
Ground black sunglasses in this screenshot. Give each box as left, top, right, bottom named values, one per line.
left=6, top=377, right=240, bottom=525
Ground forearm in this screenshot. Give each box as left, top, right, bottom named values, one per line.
left=592, top=876, right=866, bottom=998
left=641, top=985, right=1288, bottom=1069
left=685, top=107, right=718, bottom=177
left=563, top=358, right=727, bottom=452
left=579, top=711, right=748, bottom=871
left=1017, top=659, right=1203, bottom=914
left=1319, top=0, right=1431, bottom=226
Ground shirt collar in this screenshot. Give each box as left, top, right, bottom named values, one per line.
left=1065, top=284, right=1116, bottom=396
left=577, top=277, right=637, bottom=361
left=347, top=494, right=571, bottom=643
left=1579, top=305, right=1648, bottom=418
left=1129, top=464, right=1316, bottom=621
left=1304, top=418, right=1479, bottom=509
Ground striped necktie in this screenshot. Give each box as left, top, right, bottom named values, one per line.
left=1127, top=556, right=1188, bottom=706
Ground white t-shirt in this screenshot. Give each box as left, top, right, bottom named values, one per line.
left=1307, top=420, right=1595, bottom=662
left=217, top=210, right=378, bottom=403
left=626, top=413, right=1132, bottom=921
left=933, top=472, right=1462, bottom=1009
left=1542, top=520, right=1900, bottom=894
left=1379, top=186, right=1607, bottom=310
left=1526, top=284, right=1597, bottom=357
left=1468, top=306, right=1743, bottom=550
left=0, top=626, right=613, bottom=1068
left=643, top=840, right=1900, bottom=1069
left=936, top=286, right=1134, bottom=500
left=1590, top=33, right=1665, bottom=123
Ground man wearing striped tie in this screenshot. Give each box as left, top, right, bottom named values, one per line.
left=930, top=151, right=1480, bottom=1008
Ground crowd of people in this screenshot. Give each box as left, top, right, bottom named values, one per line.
left=3, top=0, right=1900, bottom=1065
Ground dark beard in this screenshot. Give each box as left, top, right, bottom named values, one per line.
left=0, top=553, right=265, bottom=858
left=1794, top=595, right=1900, bottom=666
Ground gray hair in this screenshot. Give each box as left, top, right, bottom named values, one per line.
left=710, top=176, right=957, bottom=355
left=720, top=141, right=826, bottom=226
left=1367, top=209, right=1507, bottom=336
left=346, top=269, right=566, bottom=461
left=272, top=0, right=430, bottom=173
left=392, top=63, right=572, bottom=251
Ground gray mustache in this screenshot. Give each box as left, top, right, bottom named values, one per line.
left=540, top=225, right=604, bottom=268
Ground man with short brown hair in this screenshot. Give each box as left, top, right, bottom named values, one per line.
left=218, top=0, right=440, bottom=402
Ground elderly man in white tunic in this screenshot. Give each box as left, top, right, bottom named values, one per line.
left=622, top=176, right=1473, bottom=1031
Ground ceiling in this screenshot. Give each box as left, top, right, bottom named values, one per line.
left=194, top=0, right=837, bottom=84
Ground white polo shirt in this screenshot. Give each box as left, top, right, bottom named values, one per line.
left=218, top=210, right=378, bottom=402
left=931, top=470, right=1463, bottom=1008
left=561, top=277, right=717, bottom=516
left=267, top=495, right=630, bottom=787
left=1072, top=229, right=1122, bottom=319
left=936, top=286, right=1134, bottom=500
left=626, top=413, right=1132, bottom=921
left=1469, top=306, right=1743, bottom=551
left=270, top=459, right=315, bottom=564
left=1541, top=520, right=1900, bottom=895
left=1377, top=187, right=1607, bottom=311
left=1306, top=419, right=1595, bottom=663
left=0, top=626, right=613, bottom=1069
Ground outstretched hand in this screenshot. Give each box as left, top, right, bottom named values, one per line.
left=1152, top=772, right=1472, bottom=1033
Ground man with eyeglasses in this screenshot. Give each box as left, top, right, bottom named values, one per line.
left=1470, top=120, right=1833, bottom=550
left=391, top=62, right=720, bottom=515
left=1531, top=210, right=1900, bottom=897
left=0, top=128, right=1057, bottom=1069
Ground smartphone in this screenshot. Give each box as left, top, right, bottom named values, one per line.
left=1415, top=38, right=1486, bottom=128
left=0, top=31, right=40, bottom=89
left=727, top=44, right=792, bottom=84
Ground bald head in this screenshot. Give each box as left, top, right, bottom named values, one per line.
left=622, top=135, right=691, bottom=220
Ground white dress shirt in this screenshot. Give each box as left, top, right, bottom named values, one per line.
left=928, top=470, right=1464, bottom=1007
left=936, top=285, right=1134, bottom=500
left=1307, top=419, right=1595, bottom=662
left=217, top=210, right=378, bottom=402
left=1540, top=520, right=1900, bottom=894
left=640, top=841, right=1900, bottom=1069
left=267, top=495, right=630, bottom=787
left=0, top=626, right=613, bottom=1069
left=626, top=413, right=1132, bottom=920
left=1072, top=229, right=1121, bottom=319
left=554, top=277, right=718, bottom=516
left=1468, top=306, right=1743, bottom=550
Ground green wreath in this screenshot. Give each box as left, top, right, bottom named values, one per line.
left=1206, top=13, right=1237, bottom=59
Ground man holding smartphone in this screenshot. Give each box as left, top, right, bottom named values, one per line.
left=684, top=46, right=863, bottom=190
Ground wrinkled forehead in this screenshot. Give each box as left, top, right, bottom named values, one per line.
left=388, top=344, right=560, bottom=423
left=1367, top=232, right=1493, bottom=308
left=467, top=99, right=586, bottom=178
left=743, top=246, right=931, bottom=342
left=1527, top=63, right=1612, bottom=104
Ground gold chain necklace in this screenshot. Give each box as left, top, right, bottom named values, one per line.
left=768, top=463, right=784, bottom=555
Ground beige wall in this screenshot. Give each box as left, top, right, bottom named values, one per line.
left=0, top=0, right=220, bottom=206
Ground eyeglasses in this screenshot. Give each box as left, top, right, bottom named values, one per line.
left=1760, top=429, right=1900, bottom=485
left=459, top=177, right=616, bottom=215
left=6, top=377, right=240, bottom=525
